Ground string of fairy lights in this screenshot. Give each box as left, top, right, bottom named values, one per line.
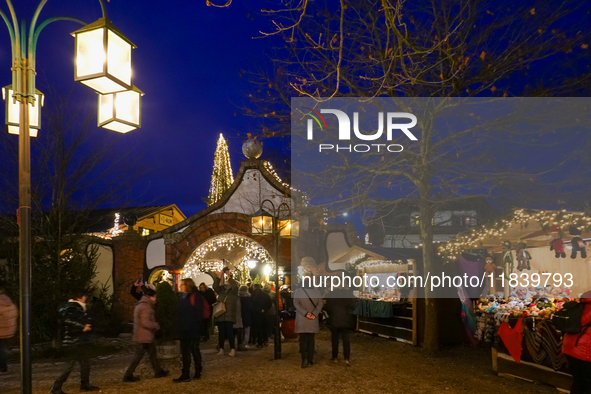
left=208, top=133, right=234, bottom=206
left=263, top=160, right=309, bottom=206
left=182, top=233, right=274, bottom=280
left=438, top=209, right=591, bottom=262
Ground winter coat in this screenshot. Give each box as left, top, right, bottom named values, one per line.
left=294, top=287, right=323, bottom=334
left=133, top=296, right=160, bottom=343
left=213, top=277, right=238, bottom=323
left=0, top=292, right=17, bottom=339
left=264, top=289, right=277, bottom=316
left=60, top=300, right=92, bottom=345
left=175, top=292, right=205, bottom=340
left=234, top=293, right=243, bottom=329
left=325, top=289, right=358, bottom=330
left=251, top=289, right=272, bottom=314
left=239, top=292, right=254, bottom=328
left=562, top=290, right=591, bottom=362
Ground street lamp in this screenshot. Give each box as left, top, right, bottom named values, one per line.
left=251, top=199, right=298, bottom=360
left=2, top=85, right=43, bottom=137
left=72, top=17, right=134, bottom=94
left=0, top=1, right=140, bottom=393
left=98, top=86, right=143, bottom=133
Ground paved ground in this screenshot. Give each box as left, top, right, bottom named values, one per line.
left=0, top=331, right=557, bottom=394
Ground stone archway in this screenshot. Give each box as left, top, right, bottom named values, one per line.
left=182, top=233, right=274, bottom=283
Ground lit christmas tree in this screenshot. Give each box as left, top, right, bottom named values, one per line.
left=207, top=133, right=234, bottom=205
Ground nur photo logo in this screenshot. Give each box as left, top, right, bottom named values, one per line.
left=302, top=107, right=418, bottom=153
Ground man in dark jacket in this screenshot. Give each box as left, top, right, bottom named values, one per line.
left=50, top=289, right=99, bottom=393
left=199, top=282, right=217, bottom=342
left=251, top=284, right=272, bottom=347
left=325, top=287, right=358, bottom=366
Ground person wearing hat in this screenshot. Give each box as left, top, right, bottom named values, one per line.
left=0, top=288, right=17, bottom=373
left=123, top=284, right=169, bottom=382
left=50, top=289, right=99, bottom=393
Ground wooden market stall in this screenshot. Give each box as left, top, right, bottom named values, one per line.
left=329, top=245, right=421, bottom=345
left=441, top=209, right=591, bottom=391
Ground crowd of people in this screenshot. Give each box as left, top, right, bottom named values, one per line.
left=0, top=270, right=589, bottom=394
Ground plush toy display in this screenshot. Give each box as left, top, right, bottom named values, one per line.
left=515, top=242, right=532, bottom=271
left=484, top=256, right=496, bottom=274
left=501, top=240, right=514, bottom=275
left=569, top=225, right=587, bottom=259
left=549, top=237, right=566, bottom=258
left=570, top=237, right=587, bottom=259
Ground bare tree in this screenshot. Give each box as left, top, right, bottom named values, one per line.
left=244, top=0, right=591, bottom=353
left=0, top=94, right=144, bottom=346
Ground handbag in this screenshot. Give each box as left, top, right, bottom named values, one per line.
left=212, top=294, right=228, bottom=318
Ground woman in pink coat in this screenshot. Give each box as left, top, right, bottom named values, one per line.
left=562, top=290, right=591, bottom=394
left=123, top=285, right=169, bottom=382
left=0, top=289, right=17, bottom=373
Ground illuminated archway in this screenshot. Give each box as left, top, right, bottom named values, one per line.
left=182, top=233, right=273, bottom=283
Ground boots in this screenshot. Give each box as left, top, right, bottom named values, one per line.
left=193, top=365, right=202, bottom=380
left=228, top=349, right=236, bottom=357
left=173, top=371, right=191, bottom=383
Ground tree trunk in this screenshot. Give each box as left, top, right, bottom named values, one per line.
left=419, top=200, right=440, bottom=353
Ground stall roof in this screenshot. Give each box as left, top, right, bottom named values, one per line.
left=440, top=209, right=591, bottom=259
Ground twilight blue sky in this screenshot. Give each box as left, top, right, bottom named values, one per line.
left=0, top=0, right=284, bottom=217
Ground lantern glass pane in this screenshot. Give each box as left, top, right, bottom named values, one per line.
left=101, top=121, right=136, bottom=134
left=76, top=29, right=105, bottom=78
left=107, top=30, right=132, bottom=86
left=98, top=94, right=113, bottom=123
left=7, top=89, right=19, bottom=124
left=252, top=216, right=263, bottom=234
left=279, top=219, right=290, bottom=237
left=263, top=216, right=273, bottom=234
left=114, top=90, right=139, bottom=124
left=7, top=125, right=38, bottom=137
left=29, top=95, right=42, bottom=129
left=292, top=220, right=300, bottom=237
left=81, top=77, right=127, bottom=95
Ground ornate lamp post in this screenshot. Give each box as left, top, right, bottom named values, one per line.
left=0, top=1, right=141, bottom=392
left=251, top=199, right=298, bottom=360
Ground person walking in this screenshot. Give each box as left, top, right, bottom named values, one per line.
left=251, top=283, right=272, bottom=347
left=237, top=285, right=254, bottom=350
left=562, top=290, right=591, bottom=394
left=173, top=279, right=206, bottom=382
left=325, top=287, right=357, bottom=366
left=50, top=289, right=99, bottom=393
left=212, top=268, right=238, bottom=356
left=294, top=284, right=323, bottom=368
left=0, top=289, right=17, bottom=373
left=123, top=285, right=169, bottom=382
left=199, top=282, right=216, bottom=342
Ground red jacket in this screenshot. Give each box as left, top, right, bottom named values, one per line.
left=562, top=291, right=591, bottom=362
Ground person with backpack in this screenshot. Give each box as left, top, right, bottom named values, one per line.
left=50, top=289, right=99, bottom=393
left=173, top=278, right=208, bottom=382
left=560, top=290, right=591, bottom=394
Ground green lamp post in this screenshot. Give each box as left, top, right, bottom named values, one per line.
left=0, top=1, right=141, bottom=392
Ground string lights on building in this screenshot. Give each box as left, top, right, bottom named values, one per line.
left=207, top=133, right=234, bottom=206
left=439, top=209, right=591, bottom=262
left=182, top=233, right=273, bottom=280
left=263, top=160, right=309, bottom=206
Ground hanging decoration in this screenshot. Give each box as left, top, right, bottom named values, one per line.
left=207, top=133, right=234, bottom=206
left=439, top=209, right=591, bottom=262
left=515, top=242, right=532, bottom=271
left=182, top=233, right=273, bottom=282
